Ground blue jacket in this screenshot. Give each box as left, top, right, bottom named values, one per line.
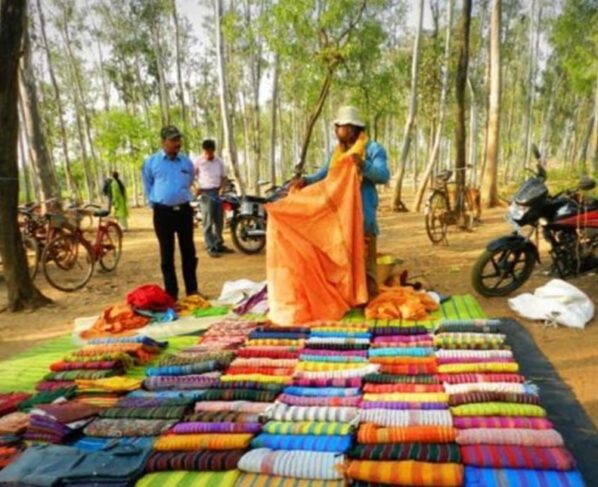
left=304, top=140, right=390, bottom=235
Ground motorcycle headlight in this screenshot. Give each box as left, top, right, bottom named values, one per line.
left=508, top=203, right=529, bottom=221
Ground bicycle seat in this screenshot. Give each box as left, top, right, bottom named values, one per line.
left=94, top=209, right=110, bottom=218
left=437, top=170, right=453, bottom=182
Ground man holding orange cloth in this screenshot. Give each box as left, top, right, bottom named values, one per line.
left=266, top=106, right=390, bottom=325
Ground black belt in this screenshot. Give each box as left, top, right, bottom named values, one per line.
left=153, top=202, right=190, bottom=211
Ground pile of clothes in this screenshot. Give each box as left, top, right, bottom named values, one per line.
left=365, top=286, right=439, bottom=321
left=0, top=394, right=30, bottom=470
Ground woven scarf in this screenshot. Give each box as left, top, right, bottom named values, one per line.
left=460, top=444, right=575, bottom=470
left=448, top=391, right=540, bottom=407
left=456, top=427, right=564, bottom=447
left=145, top=450, right=245, bottom=472
left=348, top=443, right=461, bottom=463
left=451, top=402, right=546, bottom=417
left=463, top=466, right=585, bottom=487
left=171, top=421, right=262, bottom=434
left=263, top=421, right=352, bottom=436
left=154, top=433, right=253, bottom=451
left=266, top=404, right=359, bottom=423
left=251, top=433, right=352, bottom=453
left=453, top=416, right=554, bottom=430
left=346, top=460, right=463, bottom=486
left=357, top=424, right=457, bottom=444
left=278, top=394, right=361, bottom=408
left=359, top=409, right=453, bottom=427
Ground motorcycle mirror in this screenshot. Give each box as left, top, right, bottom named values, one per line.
left=579, top=176, right=596, bottom=191
left=531, top=143, right=541, bottom=161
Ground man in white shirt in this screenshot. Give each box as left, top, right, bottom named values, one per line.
left=194, top=139, right=233, bottom=257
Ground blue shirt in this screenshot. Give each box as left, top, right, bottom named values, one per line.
left=304, top=140, right=390, bottom=235
left=142, top=150, right=195, bottom=206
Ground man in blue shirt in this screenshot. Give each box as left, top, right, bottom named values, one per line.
left=142, top=125, right=198, bottom=300
left=291, top=106, right=390, bottom=297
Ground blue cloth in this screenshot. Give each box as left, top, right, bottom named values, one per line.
left=283, top=386, right=361, bottom=397
left=464, top=467, right=585, bottom=487
left=126, top=390, right=205, bottom=400
left=142, top=150, right=195, bottom=207
left=251, top=433, right=352, bottom=453
left=368, top=347, right=434, bottom=357
left=310, top=331, right=372, bottom=339
left=88, top=336, right=167, bottom=348
left=145, top=360, right=221, bottom=377
left=304, top=140, right=389, bottom=235
left=71, top=437, right=155, bottom=452
left=299, top=354, right=367, bottom=363
left=248, top=331, right=308, bottom=340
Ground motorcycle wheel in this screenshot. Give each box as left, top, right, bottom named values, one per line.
left=471, top=247, right=536, bottom=297
left=231, top=215, right=266, bottom=254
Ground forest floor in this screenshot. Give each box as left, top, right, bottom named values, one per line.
left=0, top=188, right=596, bottom=425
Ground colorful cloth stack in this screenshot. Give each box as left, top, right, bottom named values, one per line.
left=435, top=319, right=585, bottom=486
left=25, top=401, right=101, bottom=444
left=0, top=394, right=30, bottom=470
left=346, top=320, right=463, bottom=486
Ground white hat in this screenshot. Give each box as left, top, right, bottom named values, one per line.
left=333, top=106, right=365, bottom=128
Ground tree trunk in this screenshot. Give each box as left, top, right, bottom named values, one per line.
left=522, top=0, right=541, bottom=170
left=481, top=0, right=501, bottom=208
left=239, top=91, right=251, bottom=184
left=590, top=78, right=598, bottom=171
left=576, top=112, right=594, bottom=172
left=18, top=129, right=32, bottom=202
left=214, top=0, right=245, bottom=194
left=540, top=75, right=559, bottom=158
left=18, top=19, right=60, bottom=205
left=413, top=0, right=453, bottom=212
left=391, top=0, right=424, bottom=212
left=0, top=0, right=51, bottom=311
left=171, top=0, right=187, bottom=130
left=468, top=77, right=478, bottom=186
left=454, top=0, right=472, bottom=210
left=270, top=54, right=279, bottom=186
left=36, top=0, right=75, bottom=198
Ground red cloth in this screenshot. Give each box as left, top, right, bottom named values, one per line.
left=460, top=445, right=575, bottom=470
left=127, top=284, right=176, bottom=311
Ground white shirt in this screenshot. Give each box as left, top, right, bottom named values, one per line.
left=194, top=155, right=227, bottom=190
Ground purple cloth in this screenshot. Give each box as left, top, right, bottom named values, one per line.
left=361, top=401, right=448, bottom=410
left=234, top=285, right=268, bottom=315
left=299, top=349, right=368, bottom=357
left=278, top=394, right=362, bottom=407
left=143, top=373, right=221, bottom=391
left=171, top=421, right=262, bottom=434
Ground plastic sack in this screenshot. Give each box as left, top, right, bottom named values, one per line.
left=508, top=279, right=594, bottom=329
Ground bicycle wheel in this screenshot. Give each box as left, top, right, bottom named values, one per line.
left=425, top=191, right=449, bottom=244
left=99, top=222, right=123, bottom=271
left=41, top=234, right=94, bottom=292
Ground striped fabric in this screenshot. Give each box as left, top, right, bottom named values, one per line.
left=363, top=384, right=445, bottom=393
left=450, top=403, right=546, bottom=417
left=443, top=382, right=531, bottom=395
left=456, top=427, right=564, bottom=447
left=278, top=394, right=361, bottom=408
left=234, top=474, right=345, bottom=487
left=154, top=434, right=253, bottom=451
left=361, top=401, right=448, bottom=411
left=363, top=373, right=439, bottom=384
left=460, top=444, right=575, bottom=470
left=145, top=361, right=223, bottom=377
left=219, top=374, right=292, bottom=385
left=251, top=433, right=352, bottom=453
left=296, top=362, right=373, bottom=372
left=266, top=404, right=359, bottom=423
left=453, top=416, right=554, bottom=430
left=437, top=363, right=519, bottom=374
left=212, top=381, right=283, bottom=392
left=200, top=389, right=280, bottom=402
left=292, top=377, right=363, bottom=388
left=363, top=392, right=448, bottom=403
left=348, top=443, right=462, bottom=463
left=283, top=387, right=361, bottom=397
left=262, top=421, right=352, bottom=436
left=435, top=350, right=513, bottom=359
left=437, top=373, right=525, bottom=384
left=100, top=405, right=188, bottom=420
left=194, top=401, right=272, bottom=414
left=368, top=348, right=434, bottom=357
left=225, top=368, right=295, bottom=377
left=448, top=391, right=540, bottom=407
left=230, top=358, right=298, bottom=368
left=238, top=448, right=344, bottom=479
left=246, top=339, right=306, bottom=346
left=346, top=460, right=463, bottom=486
left=359, top=409, right=453, bottom=427
left=171, top=421, right=262, bottom=434
left=357, top=424, right=457, bottom=444
left=370, top=326, right=429, bottom=336
left=136, top=470, right=240, bottom=487
left=237, top=348, right=301, bottom=359
left=143, top=373, right=221, bottom=391
left=299, top=355, right=367, bottom=363
left=294, top=365, right=379, bottom=380
left=297, top=349, right=368, bottom=358
left=304, top=343, right=370, bottom=351
left=186, top=411, right=261, bottom=423
left=145, top=450, right=245, bottom=472
left=379, top=364, right=438, bottom=375
left=463, top=466, right=585, bottom=487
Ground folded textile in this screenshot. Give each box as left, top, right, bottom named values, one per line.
left=145, top=361, right=224, bottom=377
left=248, top=332, right=308, bottom=340
left=363, top=392, right=448, bottom=403
left=292, top=377, right=363, bottom=388
left=349, top=443, right=462, bottom=463
left=346, top=460, right=463, bottom=486
left=84, top=418, right=175, bottom=437
left=456, top=427, right=564, bottom=447
left=435, top=319, right=501, bottom=334
left=448, top=391, right=540, bottom=406
left=371, top=335, right=433, bottom=345
left=266, top=404, right=359, bottom=423
left=299, top=354, right=367, bottom=363
left=463, top=466, right=585, bottom=487
left=171, top=421, right=262, bottom=434
left=200, top=389, right=280, bottom=403
left=437, top=357, right=514, bottom=365
left=49, top=359, right=127, bottom=372
left=145, top=450, right=245, bottom=472
left=115, top=397, right=194, bottom=409
left=18, top=388, right=76, bottom=411
left=305, top=343, right=370, bottom=351
left=443, top=382, right=533, bottom=395
left=35, top=380, right=76, bottom=392
left=283, top=387, right=361, bottom=398
left=100, top=405, right=188, bottom=420
left=154, top=433, right=253, bottom=451
left=212, top=381, right=284, bottom=392
left=278, top=394, right=361, bottom=407
left=363, top=373, right=439, bottom=384
left=33, top=402, right=102, bottom=423
left=453, top=416, right=554, bottom=429
left=143, top=373, right=221, bottom=391
left=306, top=337, right=370, bottom=345
left=370, top=326, right=429, bottom=336
left=294, top=365, right=379, bottom=380
left=433, top=333, right=506, bottom=350
left=368, top=347, right=434, bottom=357
left=437, top=373, right=525, bottom=384
left=76, top=377, right=141, bottom=393
left=225, top=367, right=295, bottom=376
left=451, top=403, right=546, bottom=417
left=0, top=412, right=29, bottom=435
left=379, top=363, right=438, bottom=375
left=237, top=348, right=302, bottom=359
left=251, top=433, right=352, bottom=452
left=460, top=445, right=575, bottom=470
left=234, top=473, right=344, bottom=487
left=437, top=362, right=519, bottom=374
left=136, top=470, right=240, bottom=487
left=296, top=362, right=374, bottom=372
left=263, top=421, right=352, bottom=436
left=24, top=414, right=75, bottom=443
left=359, top=409, right=453, bottom=427
left=357, top=424, right=457, bottom=444
left=195, top=401, right=271, bottom=414
left=246, top=339, right=306, bottom=346
left=230, top=358, right=299, bottom=368
left=363, top=384, right=445, bottom=393
left=127, top=390, right=205, bottom=400
left=435, top=350, right=513, bottom=359
left=186, top=411, right=262, bottom=423
left=45, top=369, right=118, bottom=381
left=238, top=448, right=344, bottom=480
left=361, top=401, right=447, bottom=411
left=255, top=326, right=311, bottom=333
left=219, top=374, right=292, bottom=384
left=310, top=331, right=371, bottom=339
left=299, top=349, right=368, bottom=358
left=158, top=351, right=235, bottom=366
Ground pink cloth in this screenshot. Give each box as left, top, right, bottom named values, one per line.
left=456, top=428, right=564, bottom=447
left=453, top=416, right=554, bottom=430
left=437, top=373, right=525, bottom=384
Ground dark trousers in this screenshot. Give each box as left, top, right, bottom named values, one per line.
left=152, top=203, right=198, bottom=300
left=200, top=189, right=224, bottom=251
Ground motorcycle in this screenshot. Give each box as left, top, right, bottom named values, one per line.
left=471, top=144, right=598, bottom=297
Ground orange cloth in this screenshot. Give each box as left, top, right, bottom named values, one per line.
left=365, top=287, right=439, bottom=321
left=80, top=303, right=150, bottom=339
left=266, top=143, right=368, bottom=325
left=357, top=424, right=457, bottom=444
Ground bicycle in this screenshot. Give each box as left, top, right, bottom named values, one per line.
left=40, top=204, right=123, bottom=292
left=424, top=166, right=481, bottom=244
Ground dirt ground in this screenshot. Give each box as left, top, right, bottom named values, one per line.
left=1, top=189, right=596, bottom=425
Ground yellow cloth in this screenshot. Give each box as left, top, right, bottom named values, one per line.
left=296, top=362, right=371, bottom=372
left=451, top=402, right=546, bottom=417
left=136, top=470, right=240, bottom=487
left=437, top=363, right=519, bottom=373
left=236, top=474, right=344, bottom=487
left=329, top=132, right=369, bottom=169
left=176, top=295, right=211, bottom=316
left=246, top=339, right=306, bottom=347
left=347, top=460, right=463, bottom=486
left=154, top=434, right=253, bottom=451
left=220, top=374, right=292, bottom=384
left=363, top=392, right=448, bottom=403
left=75, top=377, right=141, bottom=392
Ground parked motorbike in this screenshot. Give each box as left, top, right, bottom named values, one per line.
left=471, top=145, right=598, bottom=297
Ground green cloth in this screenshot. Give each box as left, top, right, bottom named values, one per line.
left=192, top=306, right=229, bottom=318
left=111, top=180, right=129, bottom=219
left=136, top=470, right=240, bottom=487
left=19, top=388, right=76, bottom=411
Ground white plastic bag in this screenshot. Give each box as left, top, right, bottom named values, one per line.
left=508, top=279, right=594, bottom=329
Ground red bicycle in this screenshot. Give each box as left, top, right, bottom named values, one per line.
left=41, top=204, right=123, bottom=292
